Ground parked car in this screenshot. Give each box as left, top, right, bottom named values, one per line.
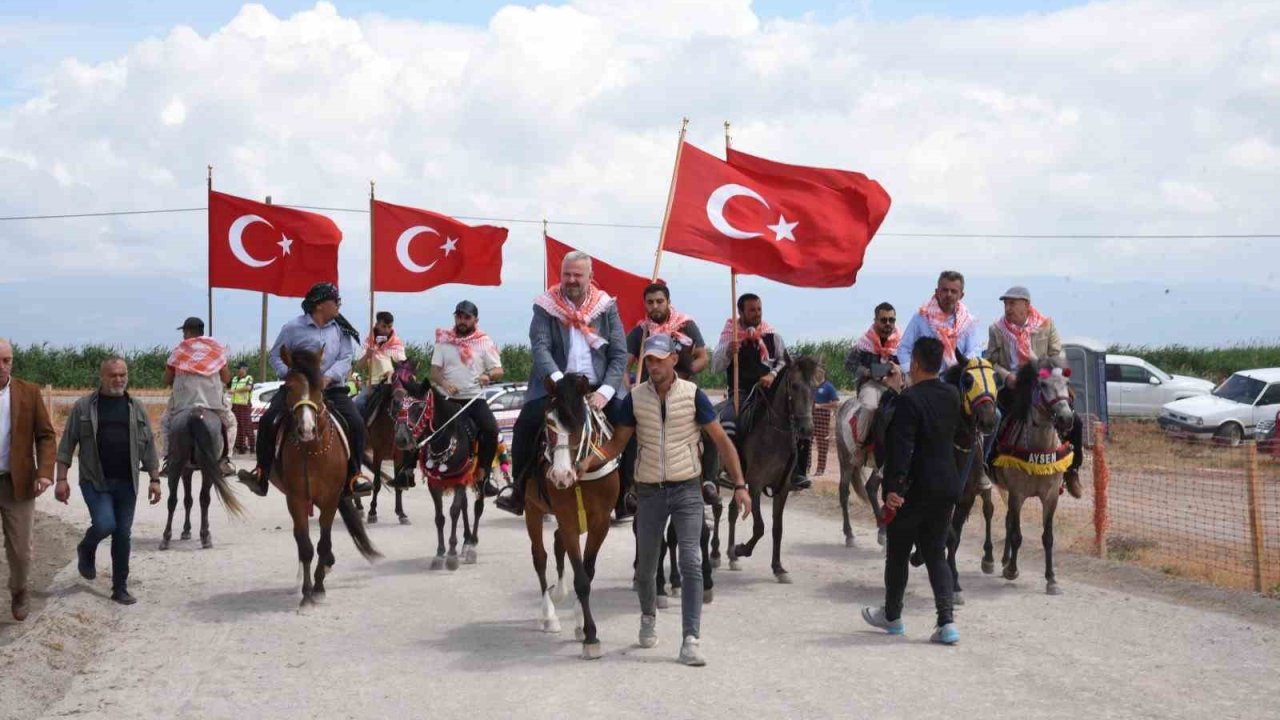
left=249, top=380, right=285, bottom=434
left=486, top=383, right=527, bottom=446
left=1105, top=354, right=1214, bottom=417
left=1257, top=409, right=1279, bottom=455
left=1158, top=368, right=1280, bottom=445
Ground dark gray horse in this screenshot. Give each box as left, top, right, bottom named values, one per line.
left=160, top=407, right=244, bottom=550
left=721, top=356, right=819, bottom=583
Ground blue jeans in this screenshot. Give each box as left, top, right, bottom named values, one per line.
left=634, top=480, right=704, bottom=638
left=79, top=480, right=137, bottom=593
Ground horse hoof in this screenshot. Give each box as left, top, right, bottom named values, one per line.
left=775, top=572, right=792, bottom=584
left=181, top=530, right=192, bottom=541
left=981, top=560, right=996, bottom=575
left=582, top=642, right=603, bottom=660
left=728, top=559, right=741, bottom=572
left=463, top=548, right=478, bottom=565
left=1003, top=567, right=1019, bottom=581
left=551, top=583, right=569, bottom=605
left=845, top=535, right=856, bottom=549
left=710, top=556, right=721, bottom=569
left=670, top=585, right=681, bottom=598
left=446, top=555, right=460, bottom=571
left=656, top=595, right=669, bottom=610
left=201, top=534, right=213, bottom=549
left=734, top=544, right=752, bottom=558
left=159, top=536, right=171, bottom=551
left=542, top=618, right=561, bottom=634
left=954, top=591, right=965, bottom=606
left=430, top=556, right=446, bottom=571
left=575, top=626, right=586, bottom=641
left=703, top=588, right=714, bottom=604
left=398, top=515, right=411, bottom=526
left=367, top=512, right=378, bottom=524
left=1046, top=582, right=1062, bottom=596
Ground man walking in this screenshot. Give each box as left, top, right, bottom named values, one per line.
left=584, top=335, right=751, bottom=666
left=0, top=338, right=57, bottom=621
left=229, top=363, right=254, bottom=455
left=862, top=337, right=965, bottom=645
left=55, top=357, right=162, bottom=605
left=432, top=301, right=504, bottom=496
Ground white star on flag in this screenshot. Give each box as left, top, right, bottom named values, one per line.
left=440, top=236, right=459, bottom=256
left=766, top=215, right=798, bottom=242
left=278, top=235, right=294, bottom=255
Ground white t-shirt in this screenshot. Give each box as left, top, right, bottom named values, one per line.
left=0, top=381, right=11, bottom=473
left=431, top=340, right=501, bottom=399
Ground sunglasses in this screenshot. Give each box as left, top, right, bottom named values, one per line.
left=877, top=317, right=897, bottom=324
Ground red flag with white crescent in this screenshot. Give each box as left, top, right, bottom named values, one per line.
left=208, top=190, right=340, bottom=297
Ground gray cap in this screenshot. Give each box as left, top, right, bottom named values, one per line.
left=641, top=334, right=678, bottom=361
left=999, top=286, right=1031, bottom=302
left=178, top=316, right=205, bottom=332
left=454, top=300, right=479, bottom=317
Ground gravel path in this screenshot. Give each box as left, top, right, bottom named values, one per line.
left=2, top=461, right=1278, bottom=720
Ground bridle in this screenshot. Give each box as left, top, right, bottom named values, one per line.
left=543, top=398, right=614, bottom=482
left=758, top=364, right=815, bottom=438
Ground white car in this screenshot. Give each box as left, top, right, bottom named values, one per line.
left=249, top=381, right=285, bottom=433
left=485, top=383, right=528, bottom=446
left=1105, top=354, right=1214, bottom=417
left=1159, top=368, right=1280, bottom=445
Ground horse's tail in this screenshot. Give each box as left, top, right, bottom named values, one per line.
left=338, top=495, right=381, bottom=562
left=188, top=412, right=246, bottom=518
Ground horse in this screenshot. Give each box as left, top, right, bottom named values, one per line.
left=994, top=361, right=1076, bottom=596
left=360, top=359, right=418, bottom=525
left=523, top=374, right=620, bottom=660
left=721, top=356, right=819, bottom=583
left=393, top=377, right=487, bottom=570
left=159, top=407, right=244, bottom=550
left=940, top=356, right=999, bottom=605
left=276, top=347, right=380, bottom=607
left=834, top=380, right=888, bottom=548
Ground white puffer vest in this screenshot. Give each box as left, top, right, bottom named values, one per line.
left=631, top=379, right=703, bottom=484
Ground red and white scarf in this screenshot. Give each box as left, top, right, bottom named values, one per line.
left=718, top=318, right=777, bottom=363
left=533, top=285, right=615, bottom=349
left=853, top=324, right=902, bottom=363
left=363, top=329, right=405, bottom=363
left=919, top=297, right=976, bottom=366
left=637, top=307, right=693, bottom=345
left=167, top=337, right=228, bottom=377
left=435, top=327, right=495, bottom=366
left=996, top=307, right=1049, bottom=367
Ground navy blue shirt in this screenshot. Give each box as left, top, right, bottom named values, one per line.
left=617, top=387, right=717, bottom=427
left=815, top=381, right=839, bottom=404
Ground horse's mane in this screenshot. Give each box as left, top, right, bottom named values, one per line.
left=941, top=351, right=970, bottom=387
left=288, top=348, right=324, bottom=391
left=1007, top=361, right=1042, bottom=422
left=773, top=355, right=818, bottom=396
left=550, top=373, right=589, bottom=430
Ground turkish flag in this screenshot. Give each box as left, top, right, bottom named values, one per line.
left=372, top=200, right=507, bottom=292
left=208, top=191, right=340, bottom=297
left=662, top=143, right=889, bottom=288
left=545, top=235, right=652, bottom=329
left=727, top=147, right=891, bottom=239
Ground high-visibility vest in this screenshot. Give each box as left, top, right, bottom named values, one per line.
left=230, top=375, right=254, bottom=405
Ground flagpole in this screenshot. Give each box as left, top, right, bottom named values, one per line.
left=542, top=218, right=549, bottom=288
left=369, top=180, right=376, bottom=335
left=206, top=165, right=214, bottom=337
left=650, top=116, right=689, bottom=281
left=726, top=121, right=741, bottom=414
left=260, top=196, right=272, bottom=383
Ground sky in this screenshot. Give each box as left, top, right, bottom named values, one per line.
left=0, top=0, right=1278, bottom=353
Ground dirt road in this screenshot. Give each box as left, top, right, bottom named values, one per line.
left=2, top=461, right=1278, bottom=720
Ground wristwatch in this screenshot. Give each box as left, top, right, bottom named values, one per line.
left=734, top=483, right=747, bottom=491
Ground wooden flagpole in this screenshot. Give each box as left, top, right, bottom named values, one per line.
left=726, top=121, right=741, bottom=414
left=650, top=116, right=689, bottom=282
left=542, top=219, right=549, bottom=288
left=260, top=196, right=271, bottom=382
left=206, top=165, right=214, bottom=337
left=369, top=180, right=376, bottom=335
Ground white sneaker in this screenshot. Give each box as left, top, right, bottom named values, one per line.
left=678, top=635, right=706, bottom=666
left=638, top=614, right=658, bottom=648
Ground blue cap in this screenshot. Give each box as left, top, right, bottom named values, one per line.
left=641, top=334, right=678, bottom=360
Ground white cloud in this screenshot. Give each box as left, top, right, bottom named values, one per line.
left=0, top=0, right=1278, bottom=347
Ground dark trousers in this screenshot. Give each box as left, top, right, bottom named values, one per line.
left=461, top=396, right=500, bottom=477
left=79, top=480, right=137, bottom=593
left=511, top=394, right=632, bottom=493
left=884, top=500, right=955, bottom=626
left=256, top=386, right=365, bottom=478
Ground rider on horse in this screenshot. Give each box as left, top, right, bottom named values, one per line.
left=158, top=317, right=236, bottom=478
left=897, top=271, right=983, bottom=374
left=355, top=310, right=406, bottom=424
left=495, top=250, right=628, bottom=516
left=711, top=293, right=811, bottom=491
left=626, top=282, right=714, bottom=505
left=236, top=282, right=374, bottom=498
left=985, top=285, right=1084, bottom=498
left=431, top=300, right=504, bottom=497
left=843, top=301, right=902, bottom=464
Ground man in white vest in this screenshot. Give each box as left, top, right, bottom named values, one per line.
left=584, top=334, right=750, bottom=667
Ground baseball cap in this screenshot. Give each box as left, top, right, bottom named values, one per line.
left=641, top=334, right=678, bottom=362
left=454, top=300, right=479, bottom=317
left=178, top=316, right=205, bottom=333
left=999, top=286, right=1031, bottom=302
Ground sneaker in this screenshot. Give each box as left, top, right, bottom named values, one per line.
left=638, top=614, right=658, bottom=648
left=111, top=589, right=137, bottom=606
left=678, top=635, right=706, bottom=666
left=236, top=468, right=269, bottom=497
left=495, top=486, right=525, bottom=516
left=11, top=590, right=29, bottom=621
left=77, top=545, right=96, bottom=580
left=931, top=623, right=960, bottom=645
left=481, top=472, right=500, bottom=498
left=861, top=606, right=905, bottom=635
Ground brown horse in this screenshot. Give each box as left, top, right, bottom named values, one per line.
left=275, top=347, right=380, bottom=607
left=525, top=374, right=619, bottom=660
left=360, top=360, right=418, bottom=525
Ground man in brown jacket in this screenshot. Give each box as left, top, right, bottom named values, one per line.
left=0, top=338, right=58, bottom=621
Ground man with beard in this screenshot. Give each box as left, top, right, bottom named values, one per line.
left=898, top=271, right=984, bottom=373
left=55, top=357, right=162, bottom=605
left=843, top=302, right=903, bottom=464
left=711, top=293, right=811, bottom=491
left=236, top=282, right=374, bottom=497
left=356, top=310, right=407, bottom=422
left=431, top=301, right=504, bottom=497
left=496, top=251, right=628, bottom=515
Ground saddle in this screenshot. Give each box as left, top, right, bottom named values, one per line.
left=362, top=384, right=393, bottom=428
left=267, top=399, right=352, bottom=469
left=420, top=406, right=480, bottom=491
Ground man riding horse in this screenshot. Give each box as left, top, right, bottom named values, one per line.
left=712, top=293, right=810, bottom=491
left=843, top=301, right=902, bottom=465
left=159, top=317, right=236, bottom=479
left=355, top=310, right=406, bottom=423
left=897, top=271, right=983, bottom=374
left=496, top=251, right=629, bottom=516
left=986, top=285, right=1084, bottom=498
left=431, top=300, right=504, bottom=498
left=236, top=282, right=374, bottom=498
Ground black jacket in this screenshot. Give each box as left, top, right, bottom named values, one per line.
left=883, top=378, right=965, bottom=504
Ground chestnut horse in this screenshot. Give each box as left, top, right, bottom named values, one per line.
left=360, top=359, right=418, bottom=525
left=276, top=347, right=380, bottom=607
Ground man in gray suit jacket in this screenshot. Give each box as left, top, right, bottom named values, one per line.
left=496, top=251, right=629, bottom=515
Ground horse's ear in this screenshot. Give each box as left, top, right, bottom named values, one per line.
left=280, top=346, right=293, bottom=369
left=573, top=374, right=591, bottom=396
left=543, top=375, right=557, bottom=397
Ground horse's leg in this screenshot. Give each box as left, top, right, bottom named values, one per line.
left=551, top=530, right=569, bottom=604
left=160, top=468, right=180, bottom=550
left=1003, top=492, right=1025, bottom=581
left=866, top=469, right=886, bottom=547
left=181, top=469, right=194, bottom=540
left=564, top=528, right=601, bottom=660
left=289, top=496, right=315, bottom=608
left=700, top=515, right=714, bottom=602
left=735, top=488, right=766, bottom=558
left=462, top=488, right=479, bottom=564
left=446, top=490, right=464, bottom=571
left=949, top=493, right=975, bottom=603
left=839, top=466, right=854, bottom=547
left=367, top=450, right=381, bottom=524
left=771, top=488, right=790, bottom=582
left=313, top=503, right=338, bottom=598
left=430, top=486, right=446, bottom=570
left=710, top=498, right=723, bottom=568
left=726, top=494, right=740, bottom=571
left=668, top=520, right=682, bottom=597
left=526, top=511, right=558, bottom=633
left=198, top=469, right=214, bottom=549
left=981, top=486, right=996, bottom=574
left=1043, top=488, right=1061, bottom=595
left=654, top=521, right=669, bottom=607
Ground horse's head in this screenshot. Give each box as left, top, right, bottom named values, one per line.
left=946, top=354, right=998, bottom=435
left=392, top=374, right=438, bottom=452
left=543, top=373, right=591, bottom=490
left=1022, top=360, right=1074, bottom=434
left=280, top=345, right=325, bottom=443
left=391, top=358, right=418, bottom=390
left=773, top=356, right=818, bottom=439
